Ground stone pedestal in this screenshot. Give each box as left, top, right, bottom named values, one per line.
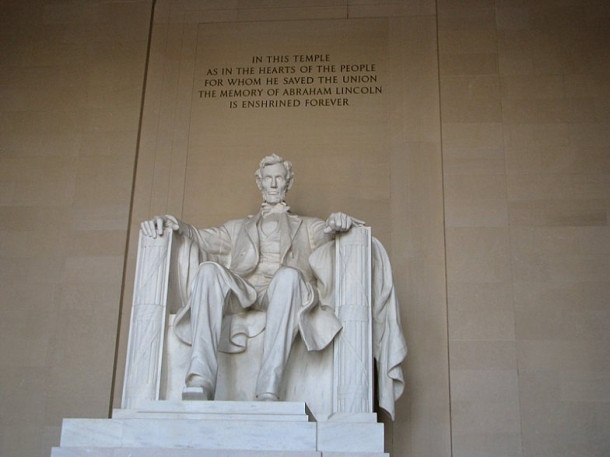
left=51, top=401, right=387, bottom=457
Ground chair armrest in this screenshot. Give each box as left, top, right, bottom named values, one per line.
left=122, top=228, right=174, bottom=409
left=333, top=226, right=373, bottom=415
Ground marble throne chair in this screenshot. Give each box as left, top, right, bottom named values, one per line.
left=121, top=226, right=375, bottom=421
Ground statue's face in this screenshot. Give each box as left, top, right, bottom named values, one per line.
left=259, top=163, right=289, bottom=204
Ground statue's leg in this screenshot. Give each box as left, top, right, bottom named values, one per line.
left=185, top=262, right=245, bottom=399
left=255, top=266, right=307, bottom=400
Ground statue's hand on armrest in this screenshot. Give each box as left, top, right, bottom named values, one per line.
left=141, top=215, right=184, bottom=238
left=324, top=212, right=365, bottom=234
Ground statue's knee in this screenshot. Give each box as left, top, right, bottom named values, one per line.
left=271, top=266, right=302, bottom=285
left=195, top=262, right=224, bottom=281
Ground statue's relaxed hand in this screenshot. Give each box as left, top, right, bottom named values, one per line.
left=324, top=212, right=365, bottom=234
left=141, top=215, right=184, bottom=238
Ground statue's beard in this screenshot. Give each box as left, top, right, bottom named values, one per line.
left=262, top=190, right=286, bottom=204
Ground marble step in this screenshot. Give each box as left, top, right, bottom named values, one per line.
left=112, top=400, right=314, bottom=421
left=58, top=417, right=385, bottom=453
left=51, top=448, right=389, bottom=457
left=56, top=402, right=385, bottom=455
left=60, top=418, right=317, bottom=451
left=51, top=449, right=321, bottom=457
left=51, top=449, right=388, bottom=457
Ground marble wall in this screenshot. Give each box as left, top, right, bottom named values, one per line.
left=438, top=1, right=610, bottom=456
left=0, top=1, right=151, bottom=455
left=0, top=1, right=608, bottom=457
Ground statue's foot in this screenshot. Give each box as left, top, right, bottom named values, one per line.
left=183, top=374, right=212, bottom=400
left=182, top=386, right=212, bottom=401
left=256, top=392, right=279, bottom=401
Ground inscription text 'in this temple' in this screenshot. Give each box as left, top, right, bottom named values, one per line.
left=197, top=52, right=383, bottom=109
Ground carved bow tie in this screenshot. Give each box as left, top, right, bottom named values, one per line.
left=260, top=202, right=291, bottom=217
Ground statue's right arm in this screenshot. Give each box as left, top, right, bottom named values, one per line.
left=140, top=215, right=231, bottom=257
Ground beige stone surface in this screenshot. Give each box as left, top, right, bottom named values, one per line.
left=388, top=15, right=449, bottom=457
left=439, top=2, right=610, bottom=457
left=0, top=2, right=151, bottom=457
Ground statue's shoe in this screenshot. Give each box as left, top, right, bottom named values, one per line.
left=256, top=392, right=279, bottom=401
left=182, top=386, right=212, bottom=401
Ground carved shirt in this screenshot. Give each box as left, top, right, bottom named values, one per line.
left=248, top=217, right=282, bottom=296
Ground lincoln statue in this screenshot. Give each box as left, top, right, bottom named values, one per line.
left=141, top=154, right=365, bottom=402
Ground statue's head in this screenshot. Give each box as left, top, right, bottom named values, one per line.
left=255, top=154, right=294, bottom=204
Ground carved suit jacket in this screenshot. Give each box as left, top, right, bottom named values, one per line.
left=173, top=210, right=341, bottom=355
left=183, top=211, right=333, bottom=282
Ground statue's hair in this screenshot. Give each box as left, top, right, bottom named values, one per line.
left=255, top=154, right=294, bottom=190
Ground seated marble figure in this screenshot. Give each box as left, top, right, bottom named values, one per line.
left=140, top=154, right=406, bottom=416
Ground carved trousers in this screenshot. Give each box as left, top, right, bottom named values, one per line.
left=187, top=261, right=310, bottom=398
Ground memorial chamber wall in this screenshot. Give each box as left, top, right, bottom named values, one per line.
left=0, top=1, right=608, bottom=457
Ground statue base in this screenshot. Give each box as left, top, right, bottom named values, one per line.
left=51, top=401, right=388, bottom=456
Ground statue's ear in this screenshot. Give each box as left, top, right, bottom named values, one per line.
left=256, top=176, right=263, bottom=191
left=286, top=176, right=294, bottom=191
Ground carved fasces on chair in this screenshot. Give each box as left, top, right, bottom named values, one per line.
left=333, top=226, right=373, bottom=414
left=122, top=229, right=174, bottom=409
